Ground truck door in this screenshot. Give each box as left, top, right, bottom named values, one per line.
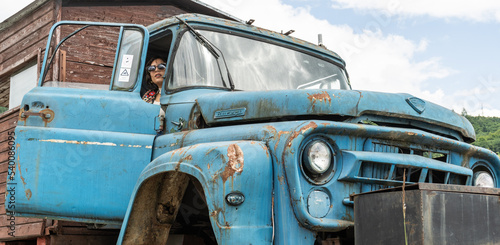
left=7, top=22, right=157, bottom=225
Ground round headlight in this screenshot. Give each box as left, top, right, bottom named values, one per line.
left=473, top=171, right=495, bottom=188
left=304, top=141, right=331, bottom=174
left=301, top=138, right=336, bottom=184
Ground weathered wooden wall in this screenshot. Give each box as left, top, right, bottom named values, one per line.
left=0, top=1, right=57, bottom=79
left=55, top=5, right=187, bottom=85
left=0, top=0, right=58, bottom=241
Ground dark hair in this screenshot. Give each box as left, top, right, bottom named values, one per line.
left=140, top=56, right=166, bottom=97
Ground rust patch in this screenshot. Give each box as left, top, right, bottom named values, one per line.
left=175, top=154, right=193, bottom=171
left=221, top=144, right=244, bottom=183
left=307, top=91, right=331, bottom=110
left=260, top=144, right=269, bottom=157
left=264, top=125, right=277, bottom=131
left=18, top=108, right=55, bottom=127
left=171, top=147, right=187, bottom=157
left=227, top=144, right=244, bottom=172
left=25, top=189, right=32, bottom=200
left=287, top=122, right=318, bottom=147
left=180, top=131, right=190, bottom=148
left=17, top=158, right=26, bottom=186
left=18, top=108, right=27, bottom=124
left=210, top=207, right=228, bottom=228
left=264, top=125, right=278, bottom=139
left=341, top=211, right=353, bottom=221
left=278, top=175, right=284, bottom=184
left=275, top=131, right=291, bottom=151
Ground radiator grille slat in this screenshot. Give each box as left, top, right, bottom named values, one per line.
left=359, top=141, right=467, bottom=191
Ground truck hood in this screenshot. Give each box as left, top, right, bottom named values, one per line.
left=196, top=89, right=475, bottom=141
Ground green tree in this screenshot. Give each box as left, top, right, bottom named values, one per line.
left=466, top=115, right=500, bottom=155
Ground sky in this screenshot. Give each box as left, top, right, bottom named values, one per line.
left=2, top=0, right=500, bottom=117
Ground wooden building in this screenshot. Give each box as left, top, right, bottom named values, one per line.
left=0, top=0, right=235, bottom=244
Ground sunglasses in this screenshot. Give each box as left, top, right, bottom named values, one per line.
left=147, top=63, right=167, bottom=72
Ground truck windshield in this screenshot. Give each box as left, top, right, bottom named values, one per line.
left=169, top=30, right=350, bottom=91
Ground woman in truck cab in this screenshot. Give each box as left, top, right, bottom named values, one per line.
left=141, top=56, right=167, bottom=104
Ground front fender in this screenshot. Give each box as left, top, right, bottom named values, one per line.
left=118, top=140, right=273, bottom=245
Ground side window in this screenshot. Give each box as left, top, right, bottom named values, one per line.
left=112, top=29, right=145, bottom=91
left=40, top=23, right=146, bottom=91
left=140, top=30, right=173, bottom=101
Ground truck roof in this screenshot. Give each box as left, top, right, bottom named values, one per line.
left=146, top=13, right=347, bottom=68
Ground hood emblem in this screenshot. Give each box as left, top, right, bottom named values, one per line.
left=214, top=108, right=246, bottom=119
left=406, top=97, right=426, bottom=114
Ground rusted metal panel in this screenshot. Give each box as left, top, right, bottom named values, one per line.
left=195, top=89, right=475, bottom=141
left=119, top=141, right=273, bottom=244
left=353, top=184, right=500, bottom=245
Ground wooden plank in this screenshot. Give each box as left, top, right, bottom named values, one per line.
left=63, top=61, right=113, bottom=85
left=0, top=117, right=18, bottom=133
left=62, top=5, right=186, bottom=25
left=0, top=222, right=44, bottom=240
left=0, top=110, right=17, bottom=126
left=0, top=117, right=17, bottom=136
left=0, top=148, right=17, bottom=165
left=0, top=90, right=9, bottom=108
left=0, top=34, right=48, bottom=69
left=0, top=41, right=44, bottom=78
left=0, top=216, right=43, bottom=228
left=0, top=204, right=4, bottom=216
left=0, top=118, right=18, bottom=136
left=50, top=234, right=118, bottom=245
left=0, top=108, right=20, bottom=123
left=0, top=1, right=54, bottom=43
left=0, top=173, right=6, bottom=185
left=60, top=26, right=119, bottom=67
left=59, top=227, right=120, bottom=236
left=0, top=11, right=53, bottom=54
left=0, top=163, right=9, bottom=178
left=0, top=78, right=8, bottom=108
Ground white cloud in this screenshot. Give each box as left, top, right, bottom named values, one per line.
left=202, top=0, right=498, bottom=116
left=447, top=77, right=500, bottom=116
left=331, top=0, right=500, bottom=22
left=203, top=2, right=452, bottom=89
left=0, top=1, right=35, bottom=23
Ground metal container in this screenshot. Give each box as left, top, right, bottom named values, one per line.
left=353, top=183, right=500, bottom=245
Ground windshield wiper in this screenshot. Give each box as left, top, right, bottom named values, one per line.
left=176, top=17, right=235, bottom=90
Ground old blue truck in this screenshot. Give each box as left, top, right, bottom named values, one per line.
left=7, top=14, right=500, bottom=244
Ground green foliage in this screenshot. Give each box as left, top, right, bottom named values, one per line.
left=0, top=107, right=7, bottom=114
left=466, top=115, right=500, bottom=155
